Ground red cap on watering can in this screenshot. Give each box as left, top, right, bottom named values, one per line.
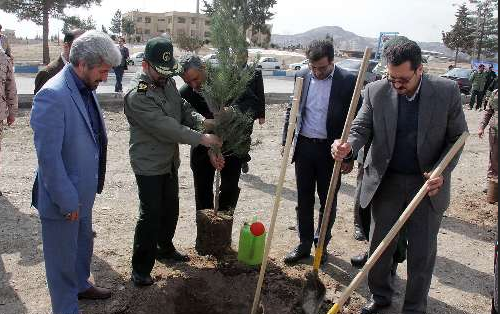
left=250, top=221, right=265, bottom=236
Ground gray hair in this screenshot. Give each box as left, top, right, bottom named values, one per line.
left=179, top=53, right=204, bottom=74
left=69, top=30, right=121, bottom=68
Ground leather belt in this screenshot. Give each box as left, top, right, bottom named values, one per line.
left=298, top=134, right=328, bottom=144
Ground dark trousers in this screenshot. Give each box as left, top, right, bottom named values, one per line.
left=470, top=89, right=485, bottom=109
left=132, top=172, right=179, bottom=276
left=294, top=135, right=340, bottom=250
left=191, top=145, right=242, bottom=211
left=368, top=172, right=442, bottom=314
left=114, top=66, right=125, bottom=92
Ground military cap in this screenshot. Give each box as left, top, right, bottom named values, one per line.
left=144, top=37, right=182, bottom=77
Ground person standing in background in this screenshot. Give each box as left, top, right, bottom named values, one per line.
left=114, top=36, right=129, bottom=95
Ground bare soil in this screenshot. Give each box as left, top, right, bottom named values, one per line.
left=0, top=103, right=496, bottom=314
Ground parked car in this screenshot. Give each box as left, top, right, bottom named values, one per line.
left=336, top=59, right=381, bottom=85
left=256, top=56, right=281, bottom=70
left=289, top=59, right=309, bottom=70
left=440, top=67, right=473, bottom=95
left=202, top=53, right=219, bottom=66
left=127, top=52, right=144, bottom=66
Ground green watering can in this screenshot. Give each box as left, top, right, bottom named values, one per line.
left=237, top=218, right=266, bottom=266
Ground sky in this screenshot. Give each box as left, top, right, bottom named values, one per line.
left=0, top=0, right=466, bottom=42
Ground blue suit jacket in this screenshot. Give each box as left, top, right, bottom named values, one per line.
left=282, top=66, right=361, bottom=161
left=30, top=64, right=108, bottom=219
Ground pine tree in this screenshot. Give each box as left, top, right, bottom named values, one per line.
left=468, top=0, right=498, bottom=59
left=61, top=15, right=95, bottom=34
left=0, top=0, right=101, bottom=64
left=442, top=4, right=475, bottom=65
left=110, top=10, right=122, bottom=35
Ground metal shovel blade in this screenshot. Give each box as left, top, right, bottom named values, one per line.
left=300, top=271, right=326, bottom=314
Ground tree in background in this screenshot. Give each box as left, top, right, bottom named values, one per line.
left=61, top=15, right=95, bottom=34
left=122, top=17, right=135, bottom=43
left=0, top=0, right=101, bottom=64
left=442, top=3, right=475, bottom=66
left=110, top=9, right=122, bottom=35
left=468, top=0, right=498, bottom=60
left=175, top=33, right=204, bottom=52
left=204, top=0, right=276, bottom=38
left=101, top=25, right=108, bottom=33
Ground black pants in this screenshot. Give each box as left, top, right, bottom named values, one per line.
left=191, top=145, right=242, bottom=211
left=294, top=135, right=340, bottom=250
left=132, top=171, right=179, bottom=276
left=470, top=89, right=485, bottom=109
left=114, top=66, right=125, bottom=92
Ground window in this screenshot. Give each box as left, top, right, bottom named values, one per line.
left=158, top=18, right=165, bottom=22
left=158, top=29, right=165, bottom=33
left=205, top=20, right=210, bottom=26
left=145, top=17, right=151, bottom=23
left=167, top=17, right=172, bottom=24
left=136, top=28, right=143, bottom=34
left=144, top=29, right=150, bottom=34
left=191, top=18, right=196, bottom=24
left=177, top=17, right=186, bottom=24
left=136, top=17, right=142, bottom=22
left=166, top=28, right=171, bottom=33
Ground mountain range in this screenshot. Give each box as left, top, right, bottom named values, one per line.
left=271, top=26, right=456, bottom=56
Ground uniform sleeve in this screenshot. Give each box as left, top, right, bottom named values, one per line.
left=124, top=91, right=202, bottom=146
left=180, top=98, right=205, bottom=132
left=6, top=59, right=17, bottom=116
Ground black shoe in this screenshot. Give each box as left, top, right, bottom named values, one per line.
left=360, top=300, right=391, bottom=314
left=241, top=162, right=249, bottom=174
left=131, top=271, right=154, bottom=287
left=354, top=226, right=367, bottom=241
left=157, top=249, right=190, bottom=263
left=283, top=246, right=310, bottom=264
left=351, top=252, right=368, bottom=268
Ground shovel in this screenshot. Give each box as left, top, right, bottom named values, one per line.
left=249, top=77, right=304, bottom=314
left=327, top=131, right=468, bottom=314
left=300, top=47, right=372, bottom=314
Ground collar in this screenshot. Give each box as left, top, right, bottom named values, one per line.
left=310, top=64, right=335, bottom=81
left=406, top=74, right=422, bottom=101
left=68, top=65, right=91, bottom=93
left=61, top=53, right=69, bottom=65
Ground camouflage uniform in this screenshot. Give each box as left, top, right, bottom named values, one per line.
left=469, top=70, right=488, bottom=110
left=0, top=50, right=18, bottom=153
left=480, top=89, right=498, bottom=182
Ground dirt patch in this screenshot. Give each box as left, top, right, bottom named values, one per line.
left=196, top=210, right=234, bottom=256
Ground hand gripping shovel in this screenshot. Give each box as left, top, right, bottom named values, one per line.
left=300, top=47, right=372, bottom=314
left=327, top=131, right=469, bottom=314
left=249, top=77, right=304, bottom=314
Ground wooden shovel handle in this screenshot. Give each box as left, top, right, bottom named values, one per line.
left=250, top=77, right=304, bottom=314
left=313, top=47, right=372, bottom=271
left=329, top=132, right=469, bottom=313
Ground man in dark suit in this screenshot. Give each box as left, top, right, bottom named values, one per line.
left=34, top=29, right=84, bottom=94
left=332, top=37, right=468, bottom=314
left=281, top=40, right=360, bottom=265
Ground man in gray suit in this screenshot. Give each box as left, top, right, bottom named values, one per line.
left=332, top=37, right=467, bottom=314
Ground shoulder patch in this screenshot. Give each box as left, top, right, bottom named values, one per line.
left=137, top=81, right=149, bottom=93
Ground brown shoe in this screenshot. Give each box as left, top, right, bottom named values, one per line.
left=78, top=286, right=111, bottom=300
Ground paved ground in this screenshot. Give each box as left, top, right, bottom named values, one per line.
left=14, top=65, right=295, bottom=95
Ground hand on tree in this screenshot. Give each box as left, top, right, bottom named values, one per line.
left=203, top=118, right=216, bottom=130
left=208, top=150, right=225, bottom=170
left=200, top=134, right=222, bottom=148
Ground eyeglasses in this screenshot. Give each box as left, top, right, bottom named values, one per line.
left=387, top=70, right=417, bottom=85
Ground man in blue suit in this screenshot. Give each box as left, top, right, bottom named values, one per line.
left=281, top=40, right=360, bottom=265
left=31, top=31, right=121, bottom=314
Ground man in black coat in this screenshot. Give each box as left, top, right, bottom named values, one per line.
left=281, top=40, right=360, bottom=265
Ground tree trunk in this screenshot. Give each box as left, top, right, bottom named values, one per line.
left=42, top=5, right=50, bottom=65
left=454, top=48, right=459, bottom=66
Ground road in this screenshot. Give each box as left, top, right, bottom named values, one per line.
left=14, top=65, right=295, bottom=95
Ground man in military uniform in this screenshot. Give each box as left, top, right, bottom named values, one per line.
left=124, top=37, right=221, bottom=287
left=469, top=64, right=488, bottom=110
left=479, top=89, right=498, bottom=203
left=0, top=47, right=18, bottom=196
left=0, top=24, right=12, bottom=58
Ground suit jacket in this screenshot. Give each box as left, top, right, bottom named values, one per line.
left=348, top=74, right=468, bottom=211
left=34, top=55, right=65, bottom=94
left=282, top=66, right=361, bottom=161
left=30, top=64, right=108, bottom=219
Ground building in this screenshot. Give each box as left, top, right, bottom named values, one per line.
left=123, top=11, right=211, bottom=42
left=122, top=10, right=271, bottom=46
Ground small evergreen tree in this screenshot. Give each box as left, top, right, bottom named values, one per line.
left=442, top=3, right=475, bottom=65
left=468, top=0, right=498, bottom=59
left=110, top=10, right=122, bottom=35
left=122, top=17, right=135, bottom=43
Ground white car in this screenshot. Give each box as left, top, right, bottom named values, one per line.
left=256, top=56, right=281, bottom=70
left=202, top=53, right=219, bottom=66
left=289, top=59, right=309, bottom=70
left=127, top=52, right=144, bottom=66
